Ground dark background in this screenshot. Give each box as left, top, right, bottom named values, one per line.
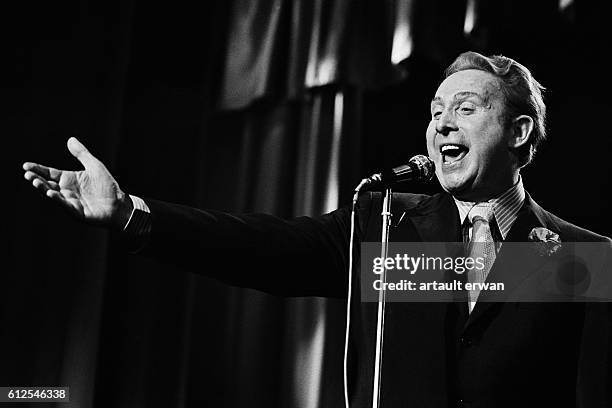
left=8, top=0, right=612, bottom=407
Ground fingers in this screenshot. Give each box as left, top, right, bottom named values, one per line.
left=23, top=170, right=60, bottom=190
left=24, top=171, right=57, bottom=195
left=45, top=189, right=72, bottom=209
left=24, top=171, right=80, bottom=216
left=46, top=189, right=64, bottom=201
left=22, top=162, right=62, bottom=181
left=45, top=189, right=82, bottom=218
left=67, top=137, right=99, bottom=170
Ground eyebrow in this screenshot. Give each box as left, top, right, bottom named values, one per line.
left=431, top=91, right=485, bottom=105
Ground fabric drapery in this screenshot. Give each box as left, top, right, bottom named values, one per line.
left=10, top=1, right=612, bottom=407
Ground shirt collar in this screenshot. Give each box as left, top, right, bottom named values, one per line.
left=453, top=176, right=526, bottom=240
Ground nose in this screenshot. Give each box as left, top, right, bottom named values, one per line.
left=435, top=109, right=458, bottom=136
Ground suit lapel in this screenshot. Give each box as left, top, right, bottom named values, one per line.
left=464, top=193, right=562, bottom=329
left=378, top=193, right=462, bottom=404
left=388, top=192, right=563, bottom=332
left=399, top=193, right=470, bottom=324
left=400, top=192, right=462, bottom=243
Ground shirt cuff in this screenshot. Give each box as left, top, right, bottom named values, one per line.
left=122, top=195, right=152, bottom=252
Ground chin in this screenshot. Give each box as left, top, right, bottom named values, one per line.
left=439, top=175, right=474, bottom=198
left=439, top=173, right=465, bottom=190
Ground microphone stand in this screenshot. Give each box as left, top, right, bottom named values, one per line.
left=372, top=187, right=392, bottom=408
left=348, top=156, right=433, bottom=408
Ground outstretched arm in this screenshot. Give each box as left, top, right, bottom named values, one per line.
left=138, top=199, right=359, bottom=297
left=23, top=138, right=374, bottom=297
left=22, top=137, right=133, bottom=229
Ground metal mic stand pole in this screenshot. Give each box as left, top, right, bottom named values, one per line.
left=372, top=187, right=392, bottom=408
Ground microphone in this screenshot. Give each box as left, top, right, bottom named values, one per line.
left=365, top=154, right=435, bottom=186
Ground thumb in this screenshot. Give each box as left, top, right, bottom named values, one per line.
left=67, top=137, right=99, bottom=169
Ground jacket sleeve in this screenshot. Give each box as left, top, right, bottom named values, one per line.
left=128, top=194, right=374, bottom=298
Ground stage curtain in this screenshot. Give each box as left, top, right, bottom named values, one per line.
left=9, top=1, right=612, bottom=407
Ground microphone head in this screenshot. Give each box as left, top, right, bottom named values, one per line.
left=408, top=154, right=435, bottom=181
left=387, top=155, right=435, bottom=184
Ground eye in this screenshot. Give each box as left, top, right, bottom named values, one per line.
left=457, top=103, right=476, bottom=114
left=431, top=108, right=442, bottom=119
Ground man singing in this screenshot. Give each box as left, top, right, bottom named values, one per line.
left=23, top=51, right=612, bottom=407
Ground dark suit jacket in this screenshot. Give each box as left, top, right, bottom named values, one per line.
left=137, top=191, right=612, bottom=408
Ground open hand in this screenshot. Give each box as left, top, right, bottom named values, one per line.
left=23, top=137, right=133, bottom=228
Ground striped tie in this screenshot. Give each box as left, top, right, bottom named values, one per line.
left=466, top=203, right=496, bottom=313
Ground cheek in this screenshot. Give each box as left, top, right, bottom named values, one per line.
left=425, top=123, right=436, bottom=153
left=426, top=121, right=436, bottom=137
left=472, top=122, right=506, bottom=153
left=426, top=143, right=436, bottom=158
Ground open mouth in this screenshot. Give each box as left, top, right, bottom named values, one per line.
left=440, top=144, right=468, bottom=164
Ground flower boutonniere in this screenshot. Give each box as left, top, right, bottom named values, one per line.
left=528, top=227, right=562, bottom=256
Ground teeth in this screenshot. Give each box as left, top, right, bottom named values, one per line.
left=440, top=144, right=467, bottom=164
left=441, top=145, right=461, bottom=153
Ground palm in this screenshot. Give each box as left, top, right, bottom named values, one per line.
left=23, top=137, right=130, bottom=227
left=56, top=169, right=117, bottom=221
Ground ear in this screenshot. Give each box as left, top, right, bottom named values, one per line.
left=508, top=115, right=534, bottom=149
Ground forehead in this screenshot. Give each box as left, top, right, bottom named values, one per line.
left=434, top=69, right=501, bottom=101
